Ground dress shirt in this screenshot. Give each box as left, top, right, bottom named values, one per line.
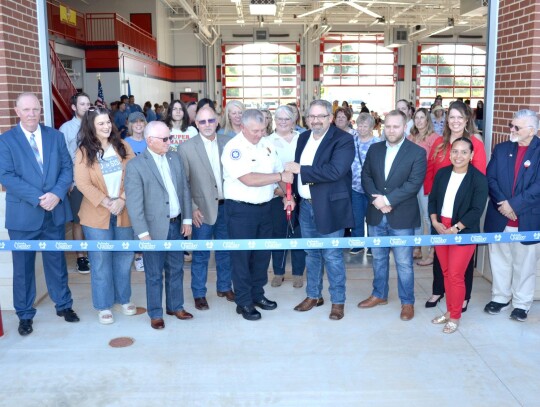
left=383, top=136, right=406, bottom=205
left=59, top=116, right=81, bottom=163
left=20, top=124, right=43, bottom=161
left=147, top=148, right=181, bottom=218
left=441, top=171, right=466, bottom=218
left=201, top=134, right=224, bottom=199
left=298, top=130, right=328, bottom=199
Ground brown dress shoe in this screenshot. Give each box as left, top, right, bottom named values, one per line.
left=358, top=295, right=388, bottom=308
left=217, top=290, right=235, bottom=302
left=294, top=297, right=324, bottom=312
left=400, top=304, right=414, bottom=321
left=151, top=318, right=165, bottom=329
left=194, top=297, right=209, bottom=310
left=166, top=309, right=194, bottom=320
left=329, top=304, right=344, bottom=320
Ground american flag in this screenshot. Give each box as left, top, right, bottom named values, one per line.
left=97, top=78, right=104, bottom=103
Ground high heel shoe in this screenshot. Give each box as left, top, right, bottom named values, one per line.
left=425, top=294, right=444, bottom=308
left=462, top=299, right=470, bottom=312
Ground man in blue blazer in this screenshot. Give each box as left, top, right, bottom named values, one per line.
left=0, top=93, right=79, bottom=336
left=359, top=110, right=426, bottom=321
left=484, top=109, right=540, bottom=322
left=285, top=99, right=355, bottom=320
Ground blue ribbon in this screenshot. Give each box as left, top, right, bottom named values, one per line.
left=1, top=231, right=539, bottom=251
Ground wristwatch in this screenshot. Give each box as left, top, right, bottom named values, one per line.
left=453, top=224, right=462, bottom=232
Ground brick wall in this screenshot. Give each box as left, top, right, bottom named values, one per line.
left=493, top=0, right=540, bottom=146
left=0, top=0, right=41, bottom=134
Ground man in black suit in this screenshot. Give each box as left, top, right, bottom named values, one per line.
left=285, top=99, right=355, bottom=320
left=358, top=110, right=426, bottom=321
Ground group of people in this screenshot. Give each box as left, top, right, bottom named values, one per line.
left=0, top=91, right=538, bottom=337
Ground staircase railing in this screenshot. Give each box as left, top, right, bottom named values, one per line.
left=49, top=42, right=76, bottom=124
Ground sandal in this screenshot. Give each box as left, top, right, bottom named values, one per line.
left=417, top=256, right=434, bottom=266
left=98, top=309, right=114, bottom=325
left=413, top=248, right=423, bottom=259
left=443, top=320, right=459, bottom=334
left=431, top=314, right=449, bottom=324
left=117, top=302, right=137, bottom=316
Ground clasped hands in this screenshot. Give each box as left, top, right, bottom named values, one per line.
left=372, top=194, right=392, bottom=213
left=101, top=196, right=125, bottom=216
left=39, top=192, right=60, bottom=211
left=497, top=200, right=516, bottom=221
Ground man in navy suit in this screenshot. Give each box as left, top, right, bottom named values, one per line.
left=358, top=110, right=426, bottom=321
left=285, top=99, right=355, bottom=320
left=0, top=93, right=79, bottom=336
left=484, top=109, right=540, bottom=322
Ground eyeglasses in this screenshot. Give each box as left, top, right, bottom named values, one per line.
left=197, top=118, right=217, bottom=126
left=307, top=114, right=330, bottom=121
left=509, top=122, right=532, bottom=132
left=150, top=135, right=173, bottom=143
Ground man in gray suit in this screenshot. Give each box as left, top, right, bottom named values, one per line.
left=125, top=121, right=193, bottom=330
left=178, top=106, right=234, bottom=311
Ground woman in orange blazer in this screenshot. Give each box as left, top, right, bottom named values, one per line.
left=74, top=106, right=136, bottom=325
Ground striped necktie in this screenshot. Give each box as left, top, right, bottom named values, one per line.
left=29, top=133, right=43, bottom=172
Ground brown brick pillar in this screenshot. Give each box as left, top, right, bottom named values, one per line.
left=0, top=0, right=42, bottom=134
left=493, top=0, right=540, bottom=146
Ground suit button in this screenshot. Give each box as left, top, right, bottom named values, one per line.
left=215, top=198, right=218, bottom=201
left=167, top=215, right=170, bottom=218
left=166, top=202, right=169, bottom=204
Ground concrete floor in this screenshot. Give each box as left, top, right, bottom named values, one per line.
left=0, top=250, right=539, bottom=407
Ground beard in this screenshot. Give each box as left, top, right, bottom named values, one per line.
left=510, top=134, right=519, bottom=143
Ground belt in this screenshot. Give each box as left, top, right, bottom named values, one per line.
left=231, top=200, right=269, bottom=206
left=169, top=216, right=179, bottom=223
left=218, top=199, right=225, bottom=205
left=303, top=198, right=313, bottom=204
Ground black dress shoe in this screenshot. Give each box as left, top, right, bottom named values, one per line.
left=236, top=305, right=261, bottom=321
left=18, top=319, right=33, bottom=336
left=253, top=296, right=277, bottom=310
left=56, top=308, right=80, bottom=322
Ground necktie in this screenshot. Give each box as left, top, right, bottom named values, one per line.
left=29, top=134, right=43, bottom=172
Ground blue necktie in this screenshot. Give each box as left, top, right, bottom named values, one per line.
left=29, top=134, right=43, bottom=172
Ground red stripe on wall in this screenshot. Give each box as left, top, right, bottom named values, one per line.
left=397, top=65, right=405, bottom=81
left=411, top=65, right=417, bottom=82
left=313, top=65, right=320, bottom=81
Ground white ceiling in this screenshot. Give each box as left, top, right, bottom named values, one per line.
left=162, top=0, right=488, bottom=41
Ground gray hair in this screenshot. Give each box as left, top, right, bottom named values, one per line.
left=356, top=112, right=375, bottom=128
left=274, top=105, right=295, bottom=121
left=241, top=109, right=265, bottom=125
left=309, top=99, right=332, bottom=116
left=144, top=120, right=168, bottom=139
left=514, top=109, right=539, bottom=132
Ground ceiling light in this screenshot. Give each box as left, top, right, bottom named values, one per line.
left=249, top=0, right=277, bottom=16
left=349, top=19, right=358, bottom=24
left=236, top=19, right=245, bottom=24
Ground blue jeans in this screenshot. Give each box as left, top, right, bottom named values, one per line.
left=351, top=189, right=369, bottom=238
left=299, top=200, right=346, bottom=304
left=82, top=216, right=134, bottom=311
left=142, top=220, right=185, bottom=319
left=368, top=216, right=415, bottom=304
left=270, top=197, right=306, bottom=276
left=191, top=203, right=232, bottom=297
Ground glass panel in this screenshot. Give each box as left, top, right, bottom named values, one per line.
left=279, top=54, right=296, bottom=64
left=225, top=66, right=242, bottom=75
left=359, top=65, right=377, bottom=75
left=342, top=43, right=359, bottom=52
left=263, top=76, right=279, bottom=86
left=473, top=55, right=486, bottom=65
left=438, top=65, right=454, bottom=75
left=324, top=42, right=341, bottom=52
left=279, top=66, right=297, bottom=75
left=421, top=65, right=437, bottom=75
left=280, top=76, right=296, bottom=86
left=419, top=88, right=437, bottom=98
left=243, top=43, right=263, bottom=53
left=455, top=54, right=472, bottom=65
left=376, top=76, right=394, bottom=85
left=360, top=43, right=378, bottom=53
left=225, top=76, right=243, bottom=86
left=342, top=54, right=359, bottom=63
left=437, top=77, right=454, bottom=86
left=377, top=54, right=395, bottom=64
left=454, top=87, right=470, bottom=97
left=438, top=54, right=454, bottom=64
left=421, top=44, right=439, bottom=53
left=261, top=54, right=278, bottom=64
left=438, top=88, right=454, bottom=98
left=472, top=77, right=485, bottom=86
left=225, top=44, right=243, bottom=53
left=342, top=65, right=359, bottom=75
left=421, top=55, right=437, bottom=64
left=358, top=75, right=376, bottom=85
left=471, top=88, right=485, bottom=97
left=455, top=66, right=471, bottom=76
left=324, top=65, right=341, bottom=74
left=376, top=65, right=394, bottom=75
left=262, top=65, right=279, bottom=75
left=280, top=87, right=296, bottom=97
left=244, top=77, right=262, bottom=86
left=225, top=54, right=243, bottom=64
left=324, top=76, right=341, bottom=85
left=243, top=65, right=261, bottom=75
left=342, top=76, right=359, bottom=85
left=323, top=53, right=341, bottom=63
left=261, top=87, right=279, bottom=97
left=438, top=44, right=456, bottom=54
left=243, top=100, right=260, bottom=109
left=456, top=44, right=473, bottom=54
left=472, top=46, right=486, bottom=54
left=420, top=77, right=436, bottom=86
left=455, top=76, right=471, bottom=86
left=361, top=53, right=377, bottom=63
left=278, top=44, right=296, bottom=52
left=472, top=66, right=485, bottom=76
left=226, top=88, right=242, bottom=97
left=244, top=88, right=261, bottom=98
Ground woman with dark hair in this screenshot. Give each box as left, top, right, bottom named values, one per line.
left=333, top=107, right=355, bottom=135
left=408, top=107, right=441, bottom=264
left=74, top=107, right=136, bottom=324
left=475, top=100, right=484, bottom=132
left=428, top=137, right=488, bottom=333
left=196, top=98, right=216, bottom=112
left=424, top=100, right=486, bottom=311
left=165, top=100, right=197, bottom=151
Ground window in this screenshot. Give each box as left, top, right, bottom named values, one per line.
left=417, top=44, right=486, bottom=107
left=222, top=42, right=300, bottom=110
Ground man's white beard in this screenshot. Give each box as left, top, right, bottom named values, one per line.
left=510, top=134, right=519, bottom=143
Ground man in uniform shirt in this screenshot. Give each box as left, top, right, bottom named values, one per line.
left=285, top=99, right=355, bottom=320
left=178, top=106, right=234, bottom=310
left=221, top=109, right=294, bottom=321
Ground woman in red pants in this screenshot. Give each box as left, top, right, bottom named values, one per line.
left=428, top=137, right=488, bottom=333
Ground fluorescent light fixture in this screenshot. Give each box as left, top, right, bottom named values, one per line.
left=349, top=19, right=358, bottom=24
left=274, top=19, right=282, bottom=24
left=249, top=0, right=277, bottom=16
left=236, top=19, right=245, bottom=24
left=427, top=26, right=453, bottom=36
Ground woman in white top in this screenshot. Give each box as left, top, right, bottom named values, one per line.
left=74, top=107, right=136, bottom=325
left=165, top=100, right=197, bottom=151
left=267, top=105, right=306, bottom=288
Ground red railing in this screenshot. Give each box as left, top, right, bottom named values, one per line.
left=86, top=13, right=157, bottom=59
left=47, top=0, right=86, bottom=45
left=49, top=42, right=76, bottom=116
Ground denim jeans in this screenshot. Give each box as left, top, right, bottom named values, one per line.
left=351, top=189, right=369, bottom=238
left=299, top=200, right=346, bottom=304
left=414, top=185, right=430, bottom=235
left=191, top=204, right=232, bottom=297
left=270, top=197, right=306, bottom=276
left=142, top=220, right=185, bottom=319
left=82, top=215, right=134, bottom=311
left=368, top=215, right=415, bottom=304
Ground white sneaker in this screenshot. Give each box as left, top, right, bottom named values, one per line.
left=134, top=257, right=144, bottom=271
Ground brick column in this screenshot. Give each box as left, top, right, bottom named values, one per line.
left=492, top=0, right=540, bottom=299
left=492, top=0, right=540, bottom=145
left=0, top=0, right=45, bottom=310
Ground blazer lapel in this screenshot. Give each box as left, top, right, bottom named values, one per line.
left=194, top=136, right=215, bottom=180
left=143, top=150, right=166, bottom=189
left=40, top=125, right=52, bottom=177
left=453, top=168, right=471, bottom=216
left=15, top=125, right=43, bottom=176
left=166, top=152, right=179, bottom=188
left=312, top=127, right=336, bottom=166
left=385, top=139, right=409, bottom=182
left=514, top=137, right=539, bottom=192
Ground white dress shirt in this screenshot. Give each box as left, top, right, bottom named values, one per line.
left=201, top=135, right=224, bottom=199
left=298, top=130, right=327, bottom=199
left=147, top=148, right=181, bottom=218
left=20, top=124, right=43, bottom=162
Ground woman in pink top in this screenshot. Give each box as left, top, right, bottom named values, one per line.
left=424, top=100, right=487, bottom=311
left=407, top=108, right=441, bottom=263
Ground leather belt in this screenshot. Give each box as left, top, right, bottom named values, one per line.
left=303, top=198, right=313, bottom=204
left=218, top=199, right=225, bottom=205
left=169, top=216, right=179, bottom=223
left=232, top=200, right=269, bottom=206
